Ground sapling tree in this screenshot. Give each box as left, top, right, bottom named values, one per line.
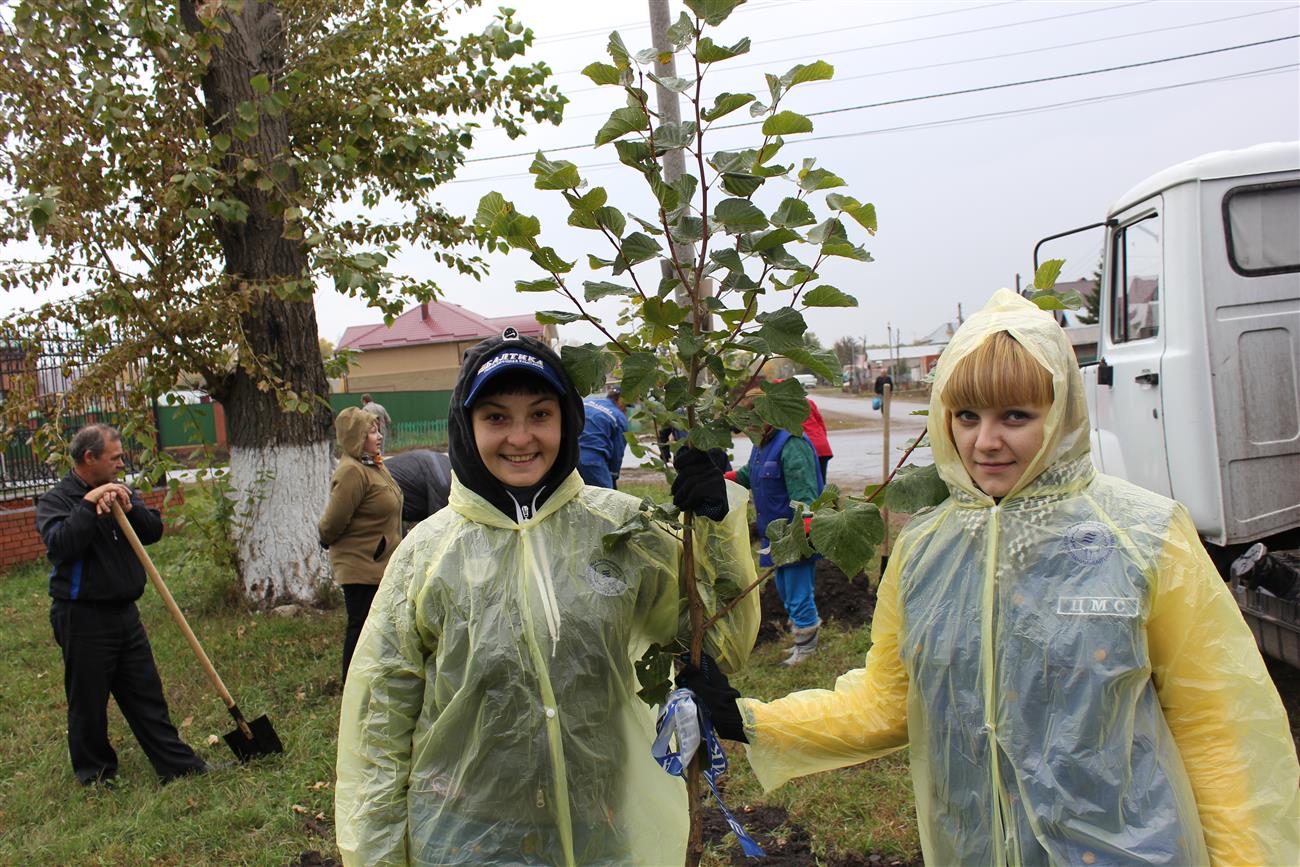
left=474, top=1, right=885, bottom=860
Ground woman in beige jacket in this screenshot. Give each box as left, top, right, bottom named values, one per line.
left=318, top=406, right=402, bottom=682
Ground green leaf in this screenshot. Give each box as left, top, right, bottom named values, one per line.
left=783, top=60, right=835, bottom=87
left=516, top=278, right=559, bottom=292
left=811, top=501, right=883, bottom=577
left=530, top=246, right=575, bottom=274
left=798, top=167, right=846, bottom=192
left=595, top=106, right=646, bottom=147
left=821, top=241, right=873, bottom=262
left=702, top=92, right=755, bottom=122
left=617, top=232, right=661, bottom=269
left=1033, top=258, right=1065, bottom=291
left=713, top=198, right=768, bottom=232
left=614, top=140, right=655, bottom=171
left=783, top=346, right=841, bottom=382
left=634, top=645, right=674, bottom=706
left=652, top=121, right=696, bottom=153
left=749, top=227, right=799, bottom=253
left=648, top=174, right=679, bottom=212
left=618, top=352, right=660, bottom=402
left=753, top=377, right=810, bottom=434
left=710, top=248, right=744, bottom=273
left=530, top=152, right=581, bottom=190
left=771, top=197, right=816, bottom=228
left=696, top=36, right=750, bottom=63
left=250, top=73, right=270, bottom=94
left=212, top=133, right=231, bottom=151
left=582, top=62, right=623, bottom=86
left=536, top=310, right=585, bottom=325
left=664, top=375, right=691, bottom=410
left=807, top=217, right=846, bottom=246
left=606, top=31, right=631, bottom=68
left=766, top=516, right=814, bottom=566
left=642, top=298, right=689, bottom=328
left=669, top=216, right=705, bottom=244
left=762, top=111, right=813, bottom=136
left=720, top=173, right=763, bottom=197
left=825, top=194, right=878, bottom=234
left=684, top=0, right=745, bottom=25
left=882, top=463, right=949, bottom=513
left=686, top=419, right=734, bottom=451
left=596, top=207, right=626, bottom=237
left=648, top=74, right=693, bottom=94
left=666, top=12, right=696, bottom=49
left=802, top=285, right=858, bottom=307
left=755, top=307, right=807, bottom=353
left=583, top=280, right=633, bottom=301
left=561, top=343, right=618, bottom=395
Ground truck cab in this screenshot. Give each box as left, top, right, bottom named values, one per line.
left=1039, top=141, right=1300, bottom=664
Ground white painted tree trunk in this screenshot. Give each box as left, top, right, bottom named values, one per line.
left=229, top=439, right=334, bottom=606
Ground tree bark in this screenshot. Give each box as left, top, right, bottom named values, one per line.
left=181, top=0, right=335, bottom=605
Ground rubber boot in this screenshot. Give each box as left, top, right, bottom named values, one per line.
left=780, top=621, right=820, bottom=667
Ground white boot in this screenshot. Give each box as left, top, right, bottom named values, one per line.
left=780, top=620, right=820, bottom=667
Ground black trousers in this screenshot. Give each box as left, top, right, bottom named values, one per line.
left=50, top=600, right=206, bottom=785
left=341, top=583, right=379, bottom=684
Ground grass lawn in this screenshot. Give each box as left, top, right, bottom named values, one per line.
left=0, top=482, right=919, bottom=866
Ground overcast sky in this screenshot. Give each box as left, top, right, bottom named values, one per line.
left=6, top=0, right=1299, bottom=351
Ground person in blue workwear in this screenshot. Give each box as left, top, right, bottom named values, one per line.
left=730, top=387, right=825, bottom=666
left=576, top=385, right=629, bottom=489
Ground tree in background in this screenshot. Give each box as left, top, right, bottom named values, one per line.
left=832, top=335, right=858, bottom=368
left=0, top=0, right=564, bottom=605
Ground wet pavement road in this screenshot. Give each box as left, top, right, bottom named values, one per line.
left=620, top=392, right=935, bottom=491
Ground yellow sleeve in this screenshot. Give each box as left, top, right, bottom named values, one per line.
left=738, top=552, right=911, bottom=792
left=1146, top=507, right=1300, bottom=867
left=334, top=538, right=434, bottom=866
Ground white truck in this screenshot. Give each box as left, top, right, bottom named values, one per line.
left=1036, top=141, right=1300, bottom=667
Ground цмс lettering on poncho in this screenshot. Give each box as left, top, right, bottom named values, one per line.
left=738, top=290, right=1299, bottom=866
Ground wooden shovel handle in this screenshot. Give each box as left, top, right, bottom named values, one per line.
left=111, top=501, right=238, bottom=712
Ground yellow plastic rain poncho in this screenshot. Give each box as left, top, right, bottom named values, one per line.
left=739, top=289, right=1300, bottom=865
left=335, top=472, right=760, bottom=866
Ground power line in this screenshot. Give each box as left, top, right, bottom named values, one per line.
left=560, top=0, right=1153, bottom=89
left=463, top=34, right=1298, bottom=165
left=561, top=5, right=1295, bottom=120
left=548, top=0, right=1017, bottom=65
left=447, top=64, right=1297, bottom=185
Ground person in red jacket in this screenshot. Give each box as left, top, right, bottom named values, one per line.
left=802, top=398, right=832, bottom=481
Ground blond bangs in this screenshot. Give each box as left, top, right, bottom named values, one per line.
left=942, top=331, right=1054, bottom=409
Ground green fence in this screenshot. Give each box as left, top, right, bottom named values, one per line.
left=154, top=390, right=454, bottom=450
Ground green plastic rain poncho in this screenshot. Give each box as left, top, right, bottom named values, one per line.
left=739, top=290, right=1299, bottom=865
left=335, top=332, right=760, bottom=866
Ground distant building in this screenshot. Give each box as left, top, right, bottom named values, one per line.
left=336, top=301, right=556, bottom=392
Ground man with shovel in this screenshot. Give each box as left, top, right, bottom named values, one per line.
left=36, top=423, right=208, bottom=787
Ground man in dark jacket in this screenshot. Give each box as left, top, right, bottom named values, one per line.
left=36, top=424, right=207, bottom=786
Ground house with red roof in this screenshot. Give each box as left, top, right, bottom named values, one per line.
left=335, top=300, right=554, bottom=392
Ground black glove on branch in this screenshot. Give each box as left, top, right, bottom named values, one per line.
left=675, top=653, right=748, bottom=743
left=671, top=446, right=729, bottom=521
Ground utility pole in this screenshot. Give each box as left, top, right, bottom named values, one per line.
left=957, top=302, right=964, bottom=326
left=647, top=0, right=711, bottom=330
left=1015, top=272, right=1022, bottom=295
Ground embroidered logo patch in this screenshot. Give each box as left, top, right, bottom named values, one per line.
left=1063, top=521, right=1116, bottom=565
left=584, top=558, right=629, bottom=597
left=1056, top=596, right=1140, bottom=618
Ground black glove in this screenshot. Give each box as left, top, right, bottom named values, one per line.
left=675, top=653, right=747, bottom=743
left=671, top=446, right=729, bottom=521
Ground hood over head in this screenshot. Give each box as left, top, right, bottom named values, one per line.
left=927, top=288, right=1091, bottom=502
left=335, top=406, right=376, bottom=460
left=449, top=330, right=584, bottom=521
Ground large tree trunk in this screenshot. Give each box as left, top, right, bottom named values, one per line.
left=182, top=1, right=335, bottom=605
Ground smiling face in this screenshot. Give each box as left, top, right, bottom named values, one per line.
left=471, top=390, right=562, bottom=487
left=949, top=403, right=1049, bottom=497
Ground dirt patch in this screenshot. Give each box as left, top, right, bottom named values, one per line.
left=703, top=803, right=920, bottom=866
left=756, top=559, right=876, bottom=646
left=288, top=852, right=341, bottom=867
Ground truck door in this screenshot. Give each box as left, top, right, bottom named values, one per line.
left=1095, top=202, right=1172, bottom=497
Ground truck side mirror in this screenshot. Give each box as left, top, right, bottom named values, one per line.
left=1097, top=358, right=1114, bottom=387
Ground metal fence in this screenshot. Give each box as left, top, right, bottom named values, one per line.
left=0, top=318, right=148, bottom=500
left=386, top=419, right=448, bottom=452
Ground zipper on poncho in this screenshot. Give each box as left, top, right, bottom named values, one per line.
left=979, top=505, right=1015, bottom=865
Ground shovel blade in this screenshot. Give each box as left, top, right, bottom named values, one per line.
left=223, top=714, right=283, bottom=763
